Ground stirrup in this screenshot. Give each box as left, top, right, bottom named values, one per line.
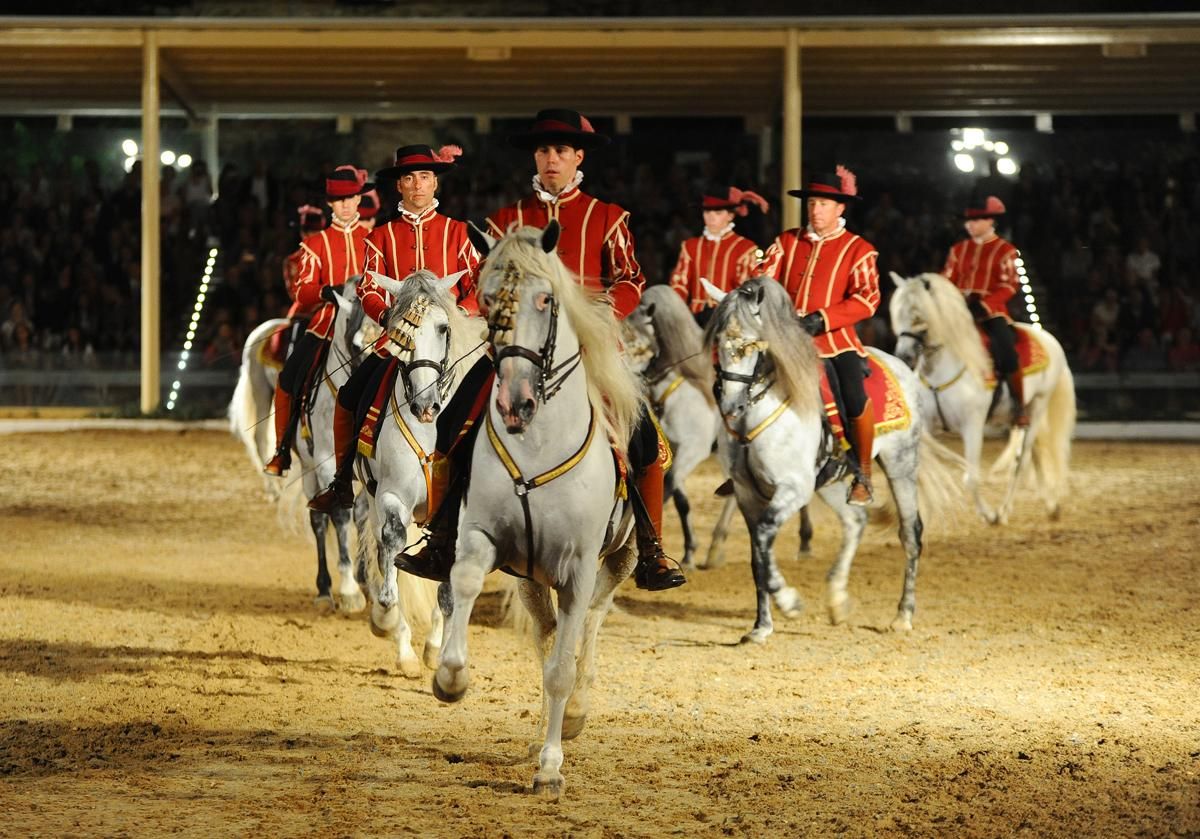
left=308, top=477, right=354, bottom=512
left=394, top=534, right=455, bottom=583
left=263, top=450, right=290, bottom=477
left=634, top=537, right=687, bottom=591
left=847, top=476, right=873, bottom=507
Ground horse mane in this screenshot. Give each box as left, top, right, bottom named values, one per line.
left=388, top=269, right=482, bottom=381
left=703, top=275, right=823, bottom=420
left=898, top=273, right=991, bottom=383
left=479, top=226, right=642, bottom=454
left=640, top=284, right=715, bottom=406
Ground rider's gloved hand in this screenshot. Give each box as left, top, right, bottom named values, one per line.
left=320, top=285, right=342, bottom=304
left=799, top=312, right=825, bottom=337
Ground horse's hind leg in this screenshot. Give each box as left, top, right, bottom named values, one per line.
left=702, top=495, right=738, bottom=569
left=352, top=490, right=370, bottom=589
left=310, top=510, right=334, bottom=612
left=877, top=459, right=922, bottom=632
left=672, top=489, right=698, bottom=571
left=798, top=505, right=814, bottom=557
left=815, top=484, right=869, bottom=626
left=565, top=533, right=637, bottom=740
left=331, top=507, right=366, bottom=614
left=996, top=424, right=1036, bottom=525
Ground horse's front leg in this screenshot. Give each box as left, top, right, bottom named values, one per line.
left=432, top=527, right=493, bottom=703
left=798, top=505, right=814, bottom=557
left=995, top=423, right=1035, bottom=525
left=960, top=417, right=994, bottom=523
left=372, top=493, right=421, bottom=677
left=672, top=488, right=698, bottom=571
left=422, top=583, right=448, bottom=670
left=702, top=495, right=738, bottom=569
left=352, top=490, right=370, bottom=589
left=331, top=506, right=366, bottom=614
left=815, top=483, right=870, bottom=626
left=740, top=482, right=805, bottom=644
left=533, top=568, right=596, bottom=800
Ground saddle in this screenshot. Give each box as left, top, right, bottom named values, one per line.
left=817, top=356, right=912, bottom=451
left=978, top=323, right=1050, bottom=383
left=357, top=358, right=402, bottom=459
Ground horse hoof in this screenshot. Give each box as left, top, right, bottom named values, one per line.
left=774, top=587, right=803, bottom=619
left=562, top=713, right=588, bottom=741
left=397, top=657, right=423, bottom=679
left=1048, top=504, right=1061, bottom=521
left=889, top=615, right=913, bottom=632
left=432, top=673, right=467, bottom=704
left=422, top=642, right=441, bottom=671
left=313, top=594, right=335, bottom=614
left=532, top=773, right=564, bottom=800
left=371, top=603, right=400, bottom=636
left=338, top=589, right=367, bottom=615
left=739, top=629, right=770, bottom=645
left=828, top=597, right=851, bottom=626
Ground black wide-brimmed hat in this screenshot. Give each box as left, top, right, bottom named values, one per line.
left=962, top=195, right=1007, bottom=220
left=325, top=166, right=370, bottom=201
left=507, top=108, right=610, bottom=151
left=699, top=187, right=770, bottom=216
left=787, top=165, right=862, bottom=203
left=375, top=144, right=462, bottom=183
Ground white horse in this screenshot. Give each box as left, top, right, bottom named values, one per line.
left=229, top=280, right=370, bottom=613
left=889, top=271, right=1075, bottom=524
left=430, top=222, right=641, bottom=799
left=347, top=268, right=480, bottom=677
left=704, top=276, right=962, bottom=642
left=623, top=284, right=724, bottom=570
left=624, top=284, right=816, bottom=569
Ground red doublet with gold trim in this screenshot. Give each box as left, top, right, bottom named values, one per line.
left=941, top=234, right=1019, bottom=320
left=359, top=208, right=481, bottom=356
left=283, top=248, right=319, bottom=320
left=759, top=226, right=881, bottom=358
left=486, top=188, right=644, bottom=319
left=669, top=231, right=759, bottom=314
left=295, top=219, right=370, bottom=340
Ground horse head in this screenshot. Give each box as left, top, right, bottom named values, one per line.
left=480, top=222, right=568, bottom=434
left=373, top=268, right=464, bottom=423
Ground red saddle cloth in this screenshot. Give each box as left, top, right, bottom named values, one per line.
left=977, top=324, right=1050, bottom=383
left=818, top=355, right=913, bottom=450
left=357, top=358, right=402, bottom=459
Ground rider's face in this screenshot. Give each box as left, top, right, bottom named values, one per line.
left=806, top=197, right=845, bottom=236
left=328, top=194, right=361, bottom=224
left=398, top=170, right=438, bottom=214
left=535, top=144, right=584, bottom=193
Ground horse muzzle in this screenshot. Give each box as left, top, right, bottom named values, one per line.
left=497, top=376, right=538, bottom=433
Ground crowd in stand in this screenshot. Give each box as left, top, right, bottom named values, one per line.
left=2, top=128, right=1199, bottom=382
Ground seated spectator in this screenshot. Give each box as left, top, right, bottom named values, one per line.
left=1, top=300, right=34, bottom=350
left=1167, top=327, right=1200, bottom=372
left=59, top=325, right=97, bottom=369
left=1090, top=288, right=1120, bottom=342
left=1125, top=236, right=1161, bottom=288
left=1075, top=329, right=1120, bottom=373
left=1121, top=327, right=1167, bottom=372
left=203, top=322, right=240, bottom=369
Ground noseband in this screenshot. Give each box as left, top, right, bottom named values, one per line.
left=388, top=295, right=452, bottom=403
left=487, top=262, right=581, bottom=403
left=714, top=342, right=774, bottom=406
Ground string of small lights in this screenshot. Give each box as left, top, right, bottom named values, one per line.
left=1014, top=255, right=1042, bottom=329
left=165, top=245, right=219, bottom=412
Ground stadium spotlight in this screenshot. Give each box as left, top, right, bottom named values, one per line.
left=954, top=153, right=976, bottom=173
left=997, top=157, right=1019, bottom=176
left=962, top=127, right=986, bottom=148
left=951, top=140, right=965, bottom=151
left=168, top=245, right=220, bottom=412
left=122, top=138, right=138, bottom=156
left=161, top=150, right=177, bottom=166
left=177, top=153, right=193, bottom=168
left=993, top=141, right=1009, bottom=155
left=123, top=157, right=136, bottom=173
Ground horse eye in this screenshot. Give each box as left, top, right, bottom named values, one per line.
left=437, top=323, right=449, bottom=335
left=536, top=292, right=553, bottom=311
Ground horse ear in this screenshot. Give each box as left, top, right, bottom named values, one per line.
left=467, top=221, right=494, bottom=258
left=367, top=269, right=404, bottom=297
left=699, top=277, right=727, bottom=304
left=921, top=276, right=932, bottom=292
left=541, top=220, right=561, bottom=254
left=435, top=269, right=468, bottom=294
left=889, top=271, right=907, bottom=288
left=644, top=301, right=656, bottom=318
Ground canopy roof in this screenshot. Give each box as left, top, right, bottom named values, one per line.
left=1, top=15, right=1199, bottom=119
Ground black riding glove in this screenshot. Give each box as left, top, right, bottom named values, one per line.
left=320, top=284, right=343, bottom=304
left=966, top=293, right=988, bottom=320
left=800, top=312, right=825, bottom=337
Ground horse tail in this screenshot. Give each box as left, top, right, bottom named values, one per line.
left=229, top=353, right=269, bottom=470
left=1034, top=364, right=1076, bottom=509
left=916, top=429, right=970, bottom=527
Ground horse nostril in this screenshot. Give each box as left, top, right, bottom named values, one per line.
left=430, top=402, right=441, bottom=414
left=518, top=398, right=536, bottom=420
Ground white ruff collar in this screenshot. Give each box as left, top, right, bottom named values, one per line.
left=397, top=199, right=439, bottom=223
left=703, top=223, right=735, bottom=242
left=805, top=217, right=846, bottom=241
left=532, top=171, right=584, bottom=205
left=331, top=213, right=360, bottom=231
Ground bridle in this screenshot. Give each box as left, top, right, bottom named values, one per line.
left=713, top=341, right=775, bottom=408
left=387, top=295, right=453, bottom=404
left=487, top=262, right=582, bottom=404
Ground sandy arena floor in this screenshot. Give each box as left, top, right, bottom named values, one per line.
left=0, top=429, right=1198, bottom=837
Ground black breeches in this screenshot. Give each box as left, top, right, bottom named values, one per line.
left=828, top=351, right=869, bottom=418
left=628, top=407, right=658, bottom=472
left=338, top=352, right=390, bottom=416
left=436, top=355, right=494, bottom=454
left=982, top=316, right=1019, bottom=376
left=280, top=332, right=323, bottom=395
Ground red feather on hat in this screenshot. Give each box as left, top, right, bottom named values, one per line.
left=433, top=145, right=463, bottom=164
left=728, top=187, right=770, bottom=216
left=578, top=115, right=596, bottom=134
left=835, top=165, right=857, bottom=197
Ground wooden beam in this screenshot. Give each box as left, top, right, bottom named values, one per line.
left=158, top=50, right=200, bottom=120
left=782, top=29, right=802, bottom=232
left=0, top=26, right=143, bottom=48
left=140, top=29, right=161, bottom=415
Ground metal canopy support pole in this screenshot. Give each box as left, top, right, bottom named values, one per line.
left=782, top=28, right=802, bottom=231
left=140, top=30, right=162, bottom=414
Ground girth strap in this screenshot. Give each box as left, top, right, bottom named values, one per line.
left=485, top=406, right=598, bottom=580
